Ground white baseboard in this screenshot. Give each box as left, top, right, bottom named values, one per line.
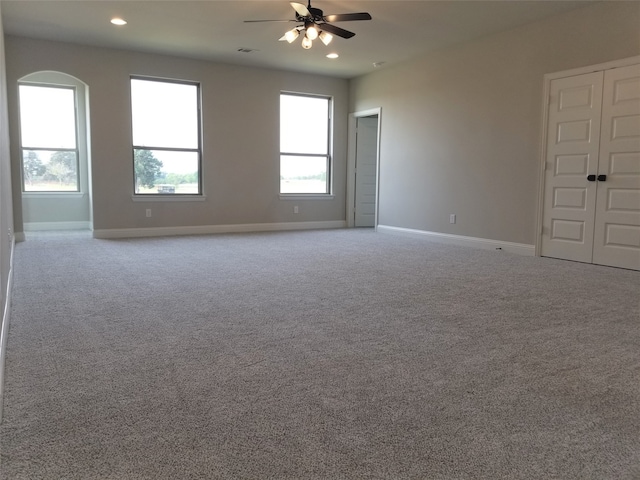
left=0, top=235, right=15, bottom=423
left=93, top=220, right=347, bottom=239
left=377, top=225, right=535, bottom=256
left=24, top=221, right=91, bottom=232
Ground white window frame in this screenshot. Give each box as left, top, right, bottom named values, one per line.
left=18, top=83, right=81, bottom=194
left=130, top=76, right=203, bottom=197
left=279, top=92, right=333, bottom=197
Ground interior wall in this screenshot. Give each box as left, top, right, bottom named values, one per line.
left=0, top=3, right=12, bottom=289
left=0, top=1, right=16, bottom=421
left=5, top=37, right=349, bottom=234
left=349, top=1, right=640, bottom=246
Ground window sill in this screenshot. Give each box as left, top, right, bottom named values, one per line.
left=132, top=194, right=207, bottom=202
left=22, top=192, right=86, bottom=199
left=279, top=194, right=335, bottom=200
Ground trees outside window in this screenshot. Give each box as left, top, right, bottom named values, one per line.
left=22, top=151, right=45, bottom=187
left=134, top=149, right=163, bottom=191
left=131, top=77, right=201, bottom=195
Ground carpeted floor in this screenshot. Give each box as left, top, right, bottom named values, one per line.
left=0, top=229, right=639, bottom=479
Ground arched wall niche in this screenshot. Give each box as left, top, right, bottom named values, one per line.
left=18, top=70, right=92, bottom=232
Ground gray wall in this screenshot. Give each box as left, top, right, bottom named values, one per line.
left=349, top=2, right=640, bottom=245
left=0, top=1, right=16, bottom=420
left=6, top=2, right=640, bottom=243
left=5, top=37, right=349, bottom=233
left=0, top=4, right=13, bottom=292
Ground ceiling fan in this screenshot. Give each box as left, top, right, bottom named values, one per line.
left=244, top=1, right=372, bottom=49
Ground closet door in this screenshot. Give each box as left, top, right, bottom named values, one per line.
left=541, top=72, right=604, bottom=263
left=592, top=64, right=640, bottom=270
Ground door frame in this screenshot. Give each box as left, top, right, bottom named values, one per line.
left=347, top=108, right=381, bottom=228
left=535, top=55, right=640, bottom=256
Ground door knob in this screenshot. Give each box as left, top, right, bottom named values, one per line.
left=587, top=174, right=596, bottom=182
left=598, top=174, right=607, bottom=182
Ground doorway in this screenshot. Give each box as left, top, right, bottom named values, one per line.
left=347, top=108, right=380, bottom=228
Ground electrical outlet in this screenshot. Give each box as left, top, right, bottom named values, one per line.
left=449, top=214, right=456, bottom=224
left=146, top=209, right=152, bottom=218
left=293, top=206, right=299, bottom=214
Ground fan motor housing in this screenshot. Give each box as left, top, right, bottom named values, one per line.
left=296, top=6, right=324, bottom=23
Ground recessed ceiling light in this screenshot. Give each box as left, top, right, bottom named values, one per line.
left=326, top=53, right=339, bottom=59
left=110, top=18, right=127, bottom=26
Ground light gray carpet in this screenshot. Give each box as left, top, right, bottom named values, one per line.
left=0, top=229, right=639, bottom=479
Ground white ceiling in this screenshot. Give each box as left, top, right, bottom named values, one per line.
left=1, top=0, right=594, bottom=79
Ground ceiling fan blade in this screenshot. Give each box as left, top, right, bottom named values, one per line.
left=324, top=13, right=372, bottom=22
left=291, top=2, right=310, bottom=17
left=319, top=23, right=355, bottom=39
left=244, top=19, right=297, bottom=23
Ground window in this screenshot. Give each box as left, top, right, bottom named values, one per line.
left=280, top=93, right=331, bottom=194
left=19, top=84, right=79, bottom=192
left=131, top=77, right=201, bottom=195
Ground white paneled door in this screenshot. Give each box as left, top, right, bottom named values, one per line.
left=542, top=63, right=640, bottom=270
left=542, top=71, right=603, bottom=263
left=592, top=64, right=640, bottom=269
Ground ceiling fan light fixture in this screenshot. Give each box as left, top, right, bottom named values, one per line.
left=284, top=28, right=299, bottom=43
left=306, top=24, right=319, bottom=40
left=319, top=31, right=333, bottom=46
left=247, top=1, right=371, bottom=50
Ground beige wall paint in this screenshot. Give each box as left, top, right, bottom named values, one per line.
left=5, top=37, right=349, bottom=233
left=0, top=1, right=16, bottom=421
left=349, top=2, right=640, bottom=245
left=0, top=4, right=14, bottom=299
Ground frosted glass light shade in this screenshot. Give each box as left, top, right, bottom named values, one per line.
left=319, top=31, right=333, bottom=46
left=306, top=25, right=319, bottom=40
left=284, top=29, right=299, bottom=43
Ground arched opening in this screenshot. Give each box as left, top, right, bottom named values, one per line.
left=17, top=71, right=92, bottom=232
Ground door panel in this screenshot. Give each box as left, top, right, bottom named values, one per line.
left=541, top=72, right=604, bottom=263
left=354, top=116, right=378, bottom=227
left=592, top=64, right=640, bottom=269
